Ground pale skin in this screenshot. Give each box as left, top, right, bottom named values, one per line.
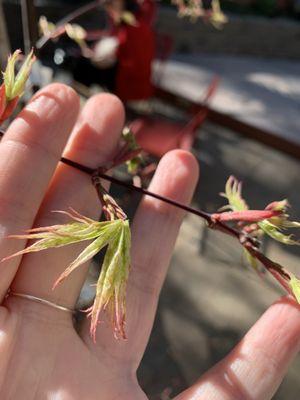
left=0, top=84, right=299, bottom=400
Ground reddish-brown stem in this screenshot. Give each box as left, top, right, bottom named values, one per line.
left=244, top=244, right=292, bottom=295
left=0, top=131, right=260, bottom=247
left=60, top=158, right=259, bottom=247
left=0, top=129, right=293, bottom=296
left=92, top=171, right=127, bottom=221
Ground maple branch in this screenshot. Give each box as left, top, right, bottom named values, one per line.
left=60, top=155, right=258, bottom=246
left=0, top=128, right=293, bottom=295
left=0, top=128, right=264, bottom=247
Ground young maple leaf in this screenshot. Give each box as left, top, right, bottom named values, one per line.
left=218, top=176, right=300, bottom=270
left=87, top=220, right=131, bottom=341
left=3, top=49, right=36, bottom=101
left=258, top=200, right=300, bottom=245
left=2, top=209, right=131, bottom=341
left=0, top=49, right=35, bottom=123
left=219, top=176, right=300, bottom=244
left=219, top=175, right=249, bottom=212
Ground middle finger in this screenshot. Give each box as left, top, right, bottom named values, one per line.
left=11, top=93, right=125, bottom=309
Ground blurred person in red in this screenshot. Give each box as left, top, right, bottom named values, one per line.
left=77, top=0, right=156, bottom=102
left=110, top=0, right=156, bottom=102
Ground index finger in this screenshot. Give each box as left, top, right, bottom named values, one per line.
left=0, top=83, right=79, bottom=301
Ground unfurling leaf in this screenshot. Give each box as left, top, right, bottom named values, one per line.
left=258, top=219, right=299, bottom=246
left=2, top=209, right=131, bottom=341
left=53, top=218, right=124, bottom=287
left=220, top=175, right=248, bottom=212
left=88, top=220, right=131, bottom=341
left=219, top=176, right=300, bottom=277
left=3, top=49, right=36, bottom=101
left=220, top=177, right=300, bottom=246
left=2, top=209, right=117, bottom=261
left=258, top=200, right=300, bottom=246
left=0, top=49, right=35, bottom=124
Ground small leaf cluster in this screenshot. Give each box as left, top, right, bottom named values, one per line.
left=2, top=209, right=131, bottom=341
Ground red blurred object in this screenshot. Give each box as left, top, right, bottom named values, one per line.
left=130, top=75, right=220, bottom=158
left=114, top=21, right=155, bottom=101
left=112, top=0, right=157, bottom=101
left=0, top=85, right=5, bottom=118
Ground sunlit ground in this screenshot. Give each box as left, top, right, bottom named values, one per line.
left=137, top=121, right=300, bottom=400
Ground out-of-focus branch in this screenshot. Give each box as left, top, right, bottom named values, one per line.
left=36, top=0, right=102, bottom=52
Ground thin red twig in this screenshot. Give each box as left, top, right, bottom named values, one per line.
left=0, top=130, right=263, bottom=246
left=60, top=156, right=257, bottom=245
left=0, top=129, right=294, bottom=296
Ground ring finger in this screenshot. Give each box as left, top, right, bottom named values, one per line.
left=0, top=83, right=79, bottom=302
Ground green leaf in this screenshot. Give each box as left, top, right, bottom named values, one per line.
left=3, top=50, right=21, bottom=100
left=54, top=220, right=123, bottom=287
left=258, top=220, right=299, bottom=246
left=220, top=176, right=248, bottom=212
left=3, top=207, right=131, bottom=341
left=2, top=209, right=121, bottom=261
left=90, top=220, right=131, bottom=341
left=11, top=49, right=36, bottom=99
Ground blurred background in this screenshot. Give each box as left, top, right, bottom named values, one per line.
left=1, top=0, right=300, bottom=398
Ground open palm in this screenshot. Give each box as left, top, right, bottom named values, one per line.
left=0, top=84, right=299, bottom=400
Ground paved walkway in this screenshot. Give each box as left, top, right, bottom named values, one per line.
left=137, top=121, right=300, bottom=400
left=155, top=54, right=300, bottom=146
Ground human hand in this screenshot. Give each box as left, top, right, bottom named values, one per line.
left=0, top=84, right=299, bottom=399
